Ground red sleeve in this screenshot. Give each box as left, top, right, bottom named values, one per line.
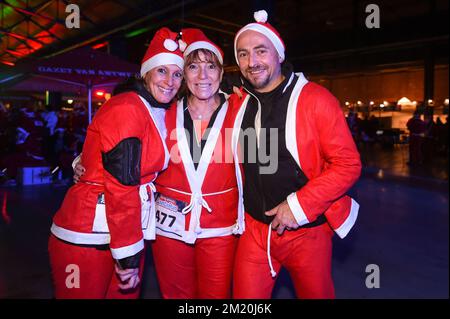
left=97, top=96, right=147, bottom=259
left=293, top=87, right=361, bottom=224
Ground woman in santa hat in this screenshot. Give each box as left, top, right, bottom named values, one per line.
left=48, top=27, right=184, bottom=299
left=151, top=28, right=244, bottom=299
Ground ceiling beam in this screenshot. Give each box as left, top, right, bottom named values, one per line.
left=2, top=0, right=55, bottom=22
left=182, top=19, right=236, bottom=36
left=4, top=48, right=27, bottom=57
left=4, top=0, right=62, bottom=41
left=195, top=13, right=242, bottom=29
left=43, top=0, right=200, bottom=58
left=0, top=28, right=46, bottom=46
left=1, top=1, right=62, bottom=36
left=34, top=0, right=54, bottom=14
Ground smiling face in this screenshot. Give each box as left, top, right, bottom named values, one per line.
left=184, top=49, right=223, bottom=102
left=144, top=64, right=183, bottom=104
left=236, top=30, right=284, bottom=93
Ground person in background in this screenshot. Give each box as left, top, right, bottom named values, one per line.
left=406, top=111, right=426, bottom=165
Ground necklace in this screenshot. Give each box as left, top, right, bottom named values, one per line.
left=187, top=103, right=216, bottom=120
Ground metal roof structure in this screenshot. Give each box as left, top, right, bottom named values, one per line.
left=0, top=0, right=448, bottom=75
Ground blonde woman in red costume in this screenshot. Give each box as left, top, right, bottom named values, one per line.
left=48, top=27, right=184, bottom=299
left=151, top=28, right=245, bottom=299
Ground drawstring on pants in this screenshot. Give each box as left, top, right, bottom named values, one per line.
left=267, top=223, right=277, bottom=278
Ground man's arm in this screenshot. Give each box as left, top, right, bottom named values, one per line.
left=287, top=87, right=361, bottom=226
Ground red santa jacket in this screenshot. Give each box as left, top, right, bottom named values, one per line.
left=229, top=72, right=361, bottom=238
left=51, top=92, right=169, bottom=259
left=155, top=97, right=244, bottom=244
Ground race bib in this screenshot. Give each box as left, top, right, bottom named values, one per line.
left=154, top=193, right=187, bottom=239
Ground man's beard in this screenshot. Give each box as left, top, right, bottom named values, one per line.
left=245, top=65, right=270, bottom=90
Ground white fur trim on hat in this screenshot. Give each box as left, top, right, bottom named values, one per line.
left=140, top=52, right=184, bottom=77
left=184, top=41, right=223, bottom=64
left=254, top=10, right=268, bottom=23
left=234, top=23, right=285, bottom=65
left=163, top=39, right=178, bottom=52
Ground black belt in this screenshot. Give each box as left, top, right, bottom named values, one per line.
left=52, top=234, right=110, bottom=251
left=253, top=212, right=327, bottom=228
left=298, top=214, right=327, bottom=229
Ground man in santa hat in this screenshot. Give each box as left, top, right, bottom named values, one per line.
left=229, top=10, right=361, bottom=299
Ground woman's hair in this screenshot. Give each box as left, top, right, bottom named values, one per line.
left=184, top=49, right=223, bottom=72
left=177, top=49, right=223, bottom=99
left=113, top=76, right=145, bottom=96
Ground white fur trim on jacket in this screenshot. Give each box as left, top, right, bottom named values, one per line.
left=334, top=198, right=359, bottom=238
left=287, top=192, right=309, bottom=226
left=110, top=239, right=145, bottom=260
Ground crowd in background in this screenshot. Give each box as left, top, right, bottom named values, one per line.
left=1, top=98, right=448, bottom=186
left=345, top=109, right=449, bottom=166
left=0, top=99, right=88, bottom=184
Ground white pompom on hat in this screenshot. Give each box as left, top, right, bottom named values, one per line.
left=234, top=10, right=285, bottom=65
left=163, top=38, right=178, bottom=52
left=254, top=10, right=268, bottom=23
left=140, top=27, right=184, bottom=77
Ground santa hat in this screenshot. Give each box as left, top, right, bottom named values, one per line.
left=140, top=27, right=184, bottom=77
left=234, top=10, right=285, bottom=65
left=179, top=28, right=224, bottom=64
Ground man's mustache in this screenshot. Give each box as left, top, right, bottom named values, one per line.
left=246, top=65, right=266, bottom=73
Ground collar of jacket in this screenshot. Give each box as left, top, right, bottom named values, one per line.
left=241, top=61, right=294, bottom=97
left=135, top=80, right=172, bottom=110
left=113, top=77, right=172, bottom=110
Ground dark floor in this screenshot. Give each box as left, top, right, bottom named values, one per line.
left=360, top=142, right=448, bottom=181
left=0, top=143, right=448, bottom=299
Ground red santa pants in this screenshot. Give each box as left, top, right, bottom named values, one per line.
left=48, top=234, right=145, bottom=299
left=233, top=214, right=335, bottom=299
left=151, top=234, right=238, bottom=299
